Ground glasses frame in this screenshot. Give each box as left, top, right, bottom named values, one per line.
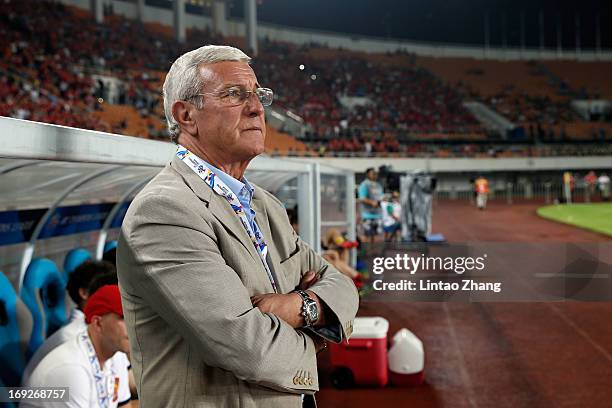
left=186, top=86, right=274, bottom=107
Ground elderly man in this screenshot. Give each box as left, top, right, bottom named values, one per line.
left=116, top=45, right=359, bottom=407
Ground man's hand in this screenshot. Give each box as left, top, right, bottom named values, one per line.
left=250, top=291, right=329, bottom=353
left=251, top=292, right=303, bottom=328
left=298, top=270, right=319, bottom=290
left=252, top=270, right=327, bottom=328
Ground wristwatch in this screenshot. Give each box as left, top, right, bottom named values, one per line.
left=295, top=290, right=318, bottom=327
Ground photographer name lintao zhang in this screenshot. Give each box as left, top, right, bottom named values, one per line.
left=372, top=278, right=502, bottom=293
left=371, top=253, right=503, bottom=294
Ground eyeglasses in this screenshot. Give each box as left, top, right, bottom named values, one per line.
left=187, top=86, right=274, bottom=107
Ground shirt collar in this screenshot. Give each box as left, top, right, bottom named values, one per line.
left=71, top=308, right=85, bottom=323
left=207, top=162, right=254, bottom=206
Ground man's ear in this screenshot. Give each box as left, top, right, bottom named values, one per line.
left=78, top=287, right=89, bottom=303
left=172, top=100, right=198, bottom=136
left=90, top=315, right=103, bottom=331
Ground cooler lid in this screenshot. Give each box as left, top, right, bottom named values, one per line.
left=352, top=317, right=389, bottom=339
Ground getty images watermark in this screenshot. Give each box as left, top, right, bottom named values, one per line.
left=371, top=253, right=501, bottom=293
left=362, top=242, right=612, bottom=302
left=372, top=253, right=502, bottom=293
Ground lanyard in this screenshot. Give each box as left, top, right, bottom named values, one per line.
left=79, top=330, right=110, bottom=408
left=177, top=145, right=278, bottom=293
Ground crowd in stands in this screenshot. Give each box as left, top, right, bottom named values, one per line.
left=256, top=39, right=481, bottom=138
left=1, top=0, right=610, bottom=157
left=290, top=141, right=612, bottom=158
left=1, top=1, right=103, bottom=130
left=486, top=88, right=577, bottom=126
left=0, top=0, right=221, bottom=134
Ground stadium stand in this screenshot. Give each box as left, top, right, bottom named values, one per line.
left=419, top=56, right=612, bottom=142
left=546, top=61, right=612, bottom=100
left=1, top=0, right=611, bottom=158
left=1, top=2, right=611, bottom=405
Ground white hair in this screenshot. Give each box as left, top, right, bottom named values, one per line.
left=162, top=45, right=251, bottom=142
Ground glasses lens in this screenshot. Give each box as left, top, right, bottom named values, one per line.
left=256, top=88, right=273, bottom=106
left=226, top=88, right=243, bottom=105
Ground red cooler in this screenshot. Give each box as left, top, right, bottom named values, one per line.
left=329, top=317, right=389, bottom=388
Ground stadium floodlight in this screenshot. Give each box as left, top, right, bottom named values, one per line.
left=299, top=64, right=305, bottom=70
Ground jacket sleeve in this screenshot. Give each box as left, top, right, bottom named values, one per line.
left=294, top=229, right=359, bottom=343
left=118, top=193, right=319, bottom=394
left=261, top=188, right=359, bottom=343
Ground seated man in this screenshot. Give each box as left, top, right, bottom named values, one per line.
left=88, top=272, right=137, bottom=397
left=22, top=260, right=116, bottom=382
left=23, top=285, right=131, bottom=408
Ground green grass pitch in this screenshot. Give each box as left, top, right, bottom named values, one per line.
left=537, top=203, right=612, bottom=237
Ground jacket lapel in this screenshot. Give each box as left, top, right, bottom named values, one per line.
left=170, top=155, right=214, bottom=204
left=170, top=156, right=261, bottom=266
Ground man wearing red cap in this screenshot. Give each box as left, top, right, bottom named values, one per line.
left=22, top=261, right=131, bottom=391
left=23, top=285, right=132, bottom=408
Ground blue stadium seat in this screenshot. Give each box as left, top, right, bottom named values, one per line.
left=20, top=259, right=67, bottom=359
left=0, top=272, right=27, bottom=387
left=62, top=248, right=92, bottom=279
left=104, top=240, right=118, bottom=252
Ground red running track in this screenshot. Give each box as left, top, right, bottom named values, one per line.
left=316, top=201, right=612, bottom=408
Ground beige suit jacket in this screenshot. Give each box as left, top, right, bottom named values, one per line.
left=117, top=155, right=359, bottom=407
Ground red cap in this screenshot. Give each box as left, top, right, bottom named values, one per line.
left=84, top=285, right=123, bottom=324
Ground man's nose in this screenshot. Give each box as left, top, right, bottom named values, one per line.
left=244, top=94, right=264, bottom=117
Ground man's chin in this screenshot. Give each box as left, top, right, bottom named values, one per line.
left=233, top=137, right=265, bottom=161
left=253, top=144, right=266, bottom=155
left=247, top=142, right=266, bottom=157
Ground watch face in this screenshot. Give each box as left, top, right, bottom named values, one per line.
left=306, top=303, right=318, bottom=321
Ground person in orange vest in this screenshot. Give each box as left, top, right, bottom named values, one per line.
left=474, top=175, right=489, bottom=210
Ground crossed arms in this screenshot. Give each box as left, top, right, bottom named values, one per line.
left=119, top=193, right=358, bottom=393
